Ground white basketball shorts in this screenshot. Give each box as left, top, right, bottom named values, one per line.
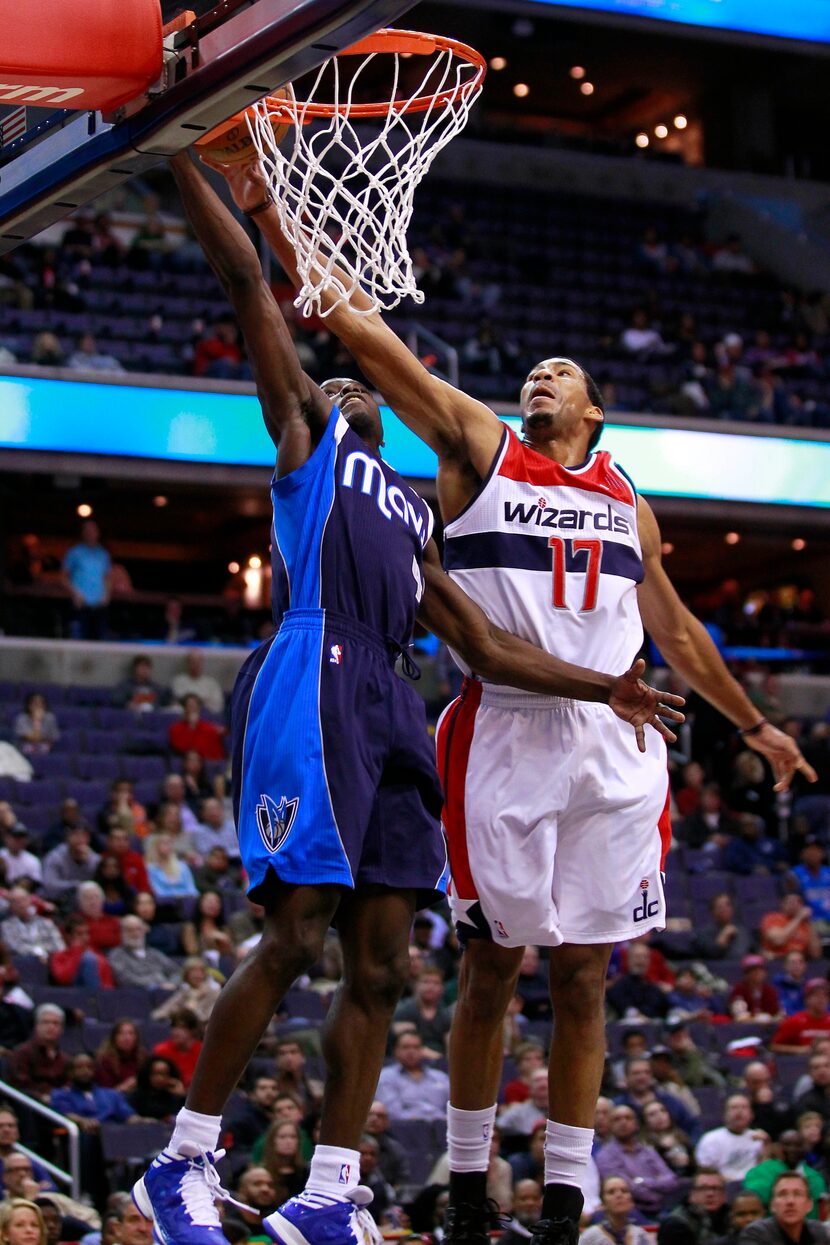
left=435, top=678, right=671, bottom=948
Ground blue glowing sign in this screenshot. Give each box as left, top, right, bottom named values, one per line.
left=539, top=0, right=830, bottom=43
left=1, top=372, right=829, bottom=507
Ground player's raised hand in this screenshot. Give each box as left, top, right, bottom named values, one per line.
left=198, top=149, right=271, bottom=215
left=609, top=658, right=685, bottom=753
left=743, top=721, right=818, bottom=792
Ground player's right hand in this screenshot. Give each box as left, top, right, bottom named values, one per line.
left=609, top=658, right=685, bottom=753
left=198, top=149, right=271, bottom=215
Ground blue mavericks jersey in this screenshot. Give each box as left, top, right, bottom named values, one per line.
left=270, top=409, right=434, bottom=645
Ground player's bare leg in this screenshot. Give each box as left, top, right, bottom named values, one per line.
left=446, top=939, right=524, bottom=1243
left=539, top=943, right=614, bottom=1243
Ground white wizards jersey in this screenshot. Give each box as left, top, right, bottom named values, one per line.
left=443, top=427, right=644, bottom=678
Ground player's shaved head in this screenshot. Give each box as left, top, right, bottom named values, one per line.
left=321, top=377, right=384, bottom=448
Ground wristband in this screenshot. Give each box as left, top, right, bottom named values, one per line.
left=244, top=194, right=274, bottom=218
left=739, top=718, right=769, bottom=738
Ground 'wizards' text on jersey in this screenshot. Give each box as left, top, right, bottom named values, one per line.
left=269, top=410, right=434, bottom=645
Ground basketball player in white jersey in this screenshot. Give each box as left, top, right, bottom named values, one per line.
left=215, top=157, right=816, bottom=1245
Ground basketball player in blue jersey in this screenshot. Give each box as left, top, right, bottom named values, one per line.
left=133, top=155, right=684, bottom=1245
left=217, top=158, right=818, bottom=1245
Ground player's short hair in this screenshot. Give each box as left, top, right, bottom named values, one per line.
left=584, top=369, right=605, bottom=451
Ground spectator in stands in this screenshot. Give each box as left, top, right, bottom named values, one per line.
left=718, top=1192, right=767, bottom=1245
left=503, top=1040, right=546, bottom=1103
left=774, top=951, right=810, bottom=1018
left=273, top=1039, right=322, bottom=1114
left=665, top=967, right=720, bottom=1023
left=94, top=855, right=136, bottom=918
left=0, top=1110, right=53, bottom=1198
left=514, top=943, right=551, bottom=1020
left=620, top=308, right=672, bottom=360
left=594, top=1097, right=615, bottom=1151
left=744, top=1129, right=826, bottom=1216
left=62, top=520, right=111, bottom=641
left=131, top=891, right=180, bottom=957
left=129, top=210, right=170, bottom=269
left=795, top=1111, right=824, bottom=1171
left=0, top=825, right=42, bottom=887
left=145, top=833, right=198, bottom=901
left=221, top=1167, right=279, bottom=1239
left=792, top=1049, right=830, bottom=1121
left=392, top=965, right=452, bottom=1056
left=259, top=1121, right=308, bottom=1204
left=595, top=1104, right=681, bottom=1216
left=30, top=332, right=64, bottom=367
left=712, top=235, right=756, bottom=276
left=109, top=914, right=180, bottom=990
left=376, top=1032, right=450, bottom=1122
left=192, top=799, right=238, bottom=863
left=192, top=318, right=246, bottom=380
left=615, top=1056, right=699, bottom=1139
left=152, top=1008, right=202, bottom=1090
left=641, top=1100, right=694, bottom=1174
left=223, top=1073, right=279, bottom=1160
left=676, top=783, right=733, bottom=848
left=75, top=881, right=120, bottom=951
left=610, top=1032, right=651, bottom=1091
left=648, top=1047, right=702, bottom=1122
left=357, top=1134, right=395, bottom=1224
left=10, top=1004, right=69, bottom=1101
left=657, top=1168, right=731, bottom=1245
left=462, top=320, right=521, bottom=377
left=42, top=826, right=100, bottom=904
left=662, top=1023, right=725, bottom=1089
left=180, top=890, right=232, bottom=961
left=117, top=656, right=166, bottom=713
left=742, top=1061, right=791, bottom=1140
left=171, top=652, right=224, bottom=716
left=499, top=1180, right=544, bottom=1245
left=180, top=752, right=212, bottom=807
left=51, top=1052, right=138, bottom=1128
left=99, top=785, right=150, bottom=846
left=730, top=956, right=781, bottom=1020
left=106, top=1198, right=152, bottom=1245
left=723, top=814, right=787, bottom=875
left=67, top=334, right=124, bottom=375
left=0, top=1200, right=47, bottom=1245
left=43, top=798, right=87, bottom=855
left=739, top=1171, right=824, bottom=1245
left=13, top=694, right=59, bottom=756
left=581, top=1176, right=650, bottom=1245
left=146, top=804, right=199, bottom=867
left=49, top=914, right=114, bottom=989
left=607, top=941, right=669, bottom=1019
left=156, top=774, right=200, bottom=836
left=129, top=1056, right=184, bottom=1123
left=772, top=982, right=830, bottom=1055
left=498, top=1066, right=550, bottom=1136
left=94, top=1020, right=146, bottom=1094
left=697, top=892, right=753, bottom=960
left=0, top=986, right=32, bottom=1056
left=151, top=957, right=221, bottom=1025
left=168, top=694, right=225, bottom=761
left=1, top=887, right=63, bottom=960
left=695, top=1094, right=767, bottom=1181
left=193, top=845, right=239, bottom=894
left=364, top=1100, right=410, bottom=1193
left=793, top=842, right=830, bottom=934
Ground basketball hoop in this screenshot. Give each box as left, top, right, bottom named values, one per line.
left=245, top=29, right=486, bottom=317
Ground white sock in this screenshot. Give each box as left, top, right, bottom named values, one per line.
left=447, top=1104, right=497, bottom=1173
left=307, top=1144, right=361, bottom=1197
left=544, top=1119, right=594, bottom=1187
left=169, top=1107, right=222, bottom=1156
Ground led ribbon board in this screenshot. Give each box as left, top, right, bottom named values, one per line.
left=1, top=373, right=829, bottom=507
left=538, top=0, right=830, bottom=43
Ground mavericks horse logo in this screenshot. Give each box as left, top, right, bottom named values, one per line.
left=256, top=794, right=299, bottom=853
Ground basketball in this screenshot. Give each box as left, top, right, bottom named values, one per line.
left=195, top=88, right=292, bottom=166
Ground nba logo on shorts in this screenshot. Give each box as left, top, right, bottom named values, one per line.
left=338, top=1163, right=351, bottom=1184
left=330, top=643, right=343, bottom=665
left=494, top=919, right=509, bottom=939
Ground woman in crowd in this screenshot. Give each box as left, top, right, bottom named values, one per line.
left=642, top=1100, right=695, bottom=1175
left=151, top=956, right=222, bottom=1025
left=13, top=694, right=59, bottom=755
left=129, top=1056, right=185, bottom=1122
left=94, top=1019, right=146, bottom=1093
left=93, top=854, right=136, bottom=916
left=260, top=1121, right=309, bottom=1202
left=581, top=1177, right=651, bottom=1245
left=180, top=890, right=233, bottom=960
left=0, top=1200, right=47, bottom=1245
left=145, top=833, right=198, bottom=901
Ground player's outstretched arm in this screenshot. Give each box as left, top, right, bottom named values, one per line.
left=210, top=156, right=502, bottom=475
left=419, top=542, right=684, bottom=751
left=636, top=495, right=817, bottom=789
left=170, top=153, right=330, bottom=467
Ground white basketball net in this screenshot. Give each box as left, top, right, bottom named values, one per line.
left=245, top=33, right=484, bottom=318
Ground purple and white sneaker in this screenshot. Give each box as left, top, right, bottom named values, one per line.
left=133, top=1144, right=251, bottom=1245
left=264, top=1187, right=381, bottom=1245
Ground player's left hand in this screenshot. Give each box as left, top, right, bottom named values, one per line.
left=744, top=721, right=818, bottom=792
left=609, top=658, right=685, bottom=753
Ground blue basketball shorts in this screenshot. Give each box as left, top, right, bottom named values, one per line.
left=230, top=608, right=448, bottom=903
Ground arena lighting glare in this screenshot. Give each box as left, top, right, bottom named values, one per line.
left=248, top=555, right=262, bottom=569
left=489, top=56, right=507, bottom=70
left=674, top=114, right=688, bottom=129
left=661, top=542, right=674, bottom=555
left=725, top=531, right=741, bottom=545
left=655, top=124, right=668, bottom=138
left=153, top=495, right=168, bottom=507
left=228, top=561, right=240, bottom=574
left=513, top=82, right=530, bottom=97
left=570, top=65, right=586, bottom=79
left=635, top=132, right=649, bottom=148
left=792, top=538, right=807, bottom=551
left=580, top=81, right=594, bottom=95
left=76, top=503, right=92, bottom=517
